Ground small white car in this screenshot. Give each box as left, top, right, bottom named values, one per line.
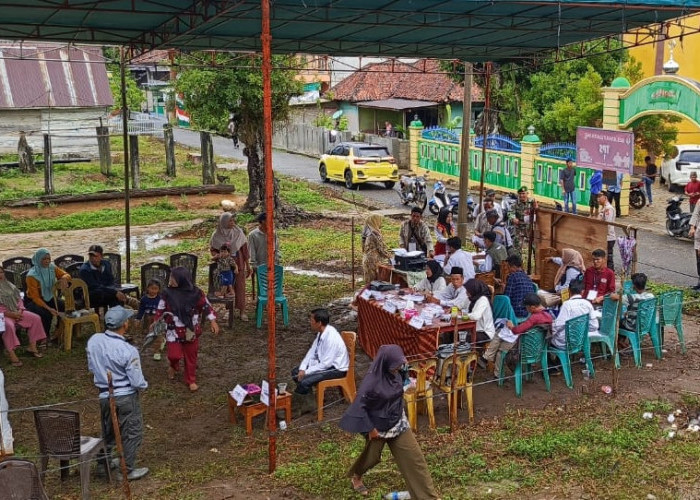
left=660, top=145, right=700, bottom=191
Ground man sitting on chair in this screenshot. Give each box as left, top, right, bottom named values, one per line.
left=79, top=245, right=138, bottom=310
left=291, top=308, right=349, bottom=414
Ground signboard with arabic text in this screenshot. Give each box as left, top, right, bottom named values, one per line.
left=575, top=126, right=634, bottom=174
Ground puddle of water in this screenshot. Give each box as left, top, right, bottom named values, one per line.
left=117, top=233, right=182, bottom=253
left=285, top=266, right=350, bottom=279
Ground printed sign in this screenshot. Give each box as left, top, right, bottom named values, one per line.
left=408, top=316, right=425, bottom=329
left=230, top=385, right=247, bottom=405
left=383, top=302, right=397, bottom=314
left=576, top=127, right=634, bottom=174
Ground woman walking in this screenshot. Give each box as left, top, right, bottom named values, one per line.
left=155, top=267, right=219, bottom=392
left=340, top=345, right=439, bottom=499
left=362, top=214, right=392, bottom=284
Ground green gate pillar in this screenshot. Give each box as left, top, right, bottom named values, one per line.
left=521, top=129, right=541, bottom=198
left=409, top=118, right=424, bottom=173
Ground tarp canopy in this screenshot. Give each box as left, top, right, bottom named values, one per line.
left=1, top=0, right=699, bottom=61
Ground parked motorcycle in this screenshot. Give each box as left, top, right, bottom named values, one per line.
left=629, top=179, right=647, bottom=209
left=397, top=175, right=427, bottom=212
left=427, top=180, right=476, bottom=220
left=500, top=192, right=518, bottom=220
left=666, top=196, right=692, bottom=238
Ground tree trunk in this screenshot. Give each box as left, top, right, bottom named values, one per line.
left=17, top=132, right=36, bottom=174
left=200, top=131, right=215, bottom=185
left=43, top=134, right=54, bottom=195
left=164, top=124, right=176, bottom=177
left=96, top=126, right=111, bottom=176
left=243, top=141, right=281, bottom=212
left=129, top=135, right=140, bottom=189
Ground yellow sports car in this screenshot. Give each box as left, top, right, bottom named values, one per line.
left=319, top=142, right=399, bottom=189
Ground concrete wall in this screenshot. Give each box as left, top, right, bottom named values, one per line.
left=0, top=107, right=109, bottom=157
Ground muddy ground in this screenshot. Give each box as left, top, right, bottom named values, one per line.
left=1, top=192, right=699, bottom=499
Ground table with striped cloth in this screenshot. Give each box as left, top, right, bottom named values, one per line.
left=357, top=295, right=476, bottom=360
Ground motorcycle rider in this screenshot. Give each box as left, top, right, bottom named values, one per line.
left=399, top=207, right=434, bottom=257
left=689, top=203, right=700, bottom=290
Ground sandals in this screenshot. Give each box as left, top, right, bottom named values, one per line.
left=189, top=383, right=199, bottom=392
left=26, top=349, right=44, bottom=359
left=351, top=477, right=368, bottom=496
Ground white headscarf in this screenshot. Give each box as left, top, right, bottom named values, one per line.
left=210, top=212, right=247, bottom=253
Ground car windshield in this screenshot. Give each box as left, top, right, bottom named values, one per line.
left=356, top=147, right=391, bottom=158
left=679, top=151, right=700, bottom=163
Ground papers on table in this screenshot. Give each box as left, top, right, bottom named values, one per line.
left=408, top=316, right=425, bottom=329
left=393, top=249, right=424, bottom=257
left=404, top=294, right=425, bottom=303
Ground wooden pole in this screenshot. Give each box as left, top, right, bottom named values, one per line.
left=261, top=0, right=278, bottom=474
left=351, top=216, right=355, bottom=290
left=477, top=62, right=492, bottom=210
left=107, top=371, right=132, bottom=500
left=120, top=47, right=132, bottom=283
left=449, top=311, right=459, bottom=432
left=200, top=132, right=215, bottom=185
left=43, top=134, right=54, bottom=195
left=163, top=124, right=176, bottom=177
left=97, top=121, right=112, bottom=176
left=457, top=62, right=473, bottom=242
left=129, top=135, right=140, bottom=189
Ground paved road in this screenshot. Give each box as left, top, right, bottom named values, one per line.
left=172, top=128, right=699, bottom=289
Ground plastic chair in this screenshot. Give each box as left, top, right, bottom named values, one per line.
left=618, top=297, right=661, bottom=368
left=497, top=327, right=550, bottom=397
left=33, top=409, right=111, bottom=500
left=206, top=263, right=234, bottom=328
left=0, top=459, right=50, bottom=500
left=54, top=254, right=84, bottom=270
left=404, top=357, right=437, bottom=431
left=587, top=296, right=620, bottom=375
left=255, top=265, right=289, bottom=329
left=64, top=262, right=83, bottom=279
left=658, top=290, right=686, bottom=354
left=548, top=313, right=592, bottom=388
left=102, top=252, right=140, bottom=298
left=169, top=253, right=198, bottom=283
left=316, top=331, right=357, bottom=421
left=492, top=295, right=518, bottom=324
left=140, top=262, right=171, bottom=295
left=52, top=278, right=100, bottom=352
left=1, top=256, right=32, bottom=290
left=434, top=351, right=478, bottom=422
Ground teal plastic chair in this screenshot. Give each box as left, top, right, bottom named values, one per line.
left=548, top=313, right=592, bottom=388
left=493, top=295, right=518, bottom=324
left=658, top=290, right=686, bottom=354
left=255, top=265, right=289, bottom=328
left=497, top=327, right=550, bottom=397
left=618, top=297, right=661, bottom=367
left=587, top=296, right=620, bottom=375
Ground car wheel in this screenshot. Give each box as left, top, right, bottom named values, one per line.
left=669, top=182, right=675, bottom=192
left=666, top=219, right=677, bottom=237
left=319, top=164, right=329, bottom=183
left=344, top=170, right=355, bottom=189
left=384, top=181, right=395, bottom=189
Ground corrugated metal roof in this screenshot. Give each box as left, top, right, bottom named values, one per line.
left=0, top=43, right=112, bottom=109
left=0, top=1, right=697, bottom=62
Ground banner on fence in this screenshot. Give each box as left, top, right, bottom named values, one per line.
left=576, top=126, right=634, bottom=173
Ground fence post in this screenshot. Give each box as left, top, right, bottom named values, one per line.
left=96, top=125, right=112, bottom=176
left=129, top=134, right=140, bottom=189
left=43, top=134, right=54, bottom=195
left=200, top=131, right=215, bottom=185
left=163, top=124, right=176, bottom=177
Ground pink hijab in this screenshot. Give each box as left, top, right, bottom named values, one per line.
left=210, top=212, right=247, bottom=253
left=553, top=248, right=585, bottom=286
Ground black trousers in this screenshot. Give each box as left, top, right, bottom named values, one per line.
left=291, top=366, right=346, bottom=394
left=606, top=190, right=621, bottom=217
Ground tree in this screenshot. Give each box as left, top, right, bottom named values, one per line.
left=103, top=48, right=145, bottom=112
left=175, top=53, right=303, bottom=211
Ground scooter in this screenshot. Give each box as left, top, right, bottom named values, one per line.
left=666, top=196, right=692, bottom=238
left=500, top=192, right=518, bottom=220
left=397, top=175, right=427, bottom=212
left=629, top=179, right=647, bottom=209
left=428, top=180, right=458, bottom=215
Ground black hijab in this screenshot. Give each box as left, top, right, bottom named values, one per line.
left=437, top=207, right=452, bottom=236
left=465, top=278, right=492, bottom=313
left=426, top=260, right=443, bottom=284
left=161, top=267, right=202, bottom=329
left=339, top=345, right=406, bottom=434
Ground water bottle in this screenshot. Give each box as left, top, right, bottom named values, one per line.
left=383, top=491, right=411, bottom=500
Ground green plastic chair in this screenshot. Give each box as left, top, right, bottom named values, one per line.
left=497, top=327, right=550, bottom=397
left=255, top=264, right=289, bottom=328
left=548, top=313, right=592, bottom=389
left=587, top=296, right=620, bottom=376
left=658, top=290, right=686, bottom=354
left=618, top=297, right=661, bottom=367
left=493, top=295, right=518, bottom=324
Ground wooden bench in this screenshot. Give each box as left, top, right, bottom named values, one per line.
left=228, top=392, right=291, bottom=435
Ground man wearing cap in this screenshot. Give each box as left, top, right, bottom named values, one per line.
left=248, top=212, right=281, bottom=274
left=426, top=266, right=469, bottom=310
left=86, top=306, right=149, bottom=481
left=399, top=207, right=434, bottom=257
left=473, top=190, right=503, bottom=221
left=471, top=198, right=496, bottom=250
left=79, top=245, right=139, bottom=311
left=558, top=158, right=577, bottom=214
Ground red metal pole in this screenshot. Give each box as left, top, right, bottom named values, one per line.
left=261, top=0, right=277, bottom=474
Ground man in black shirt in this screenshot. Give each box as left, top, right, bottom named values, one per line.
left=644, top=156, right=657, bottom=207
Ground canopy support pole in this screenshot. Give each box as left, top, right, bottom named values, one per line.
left=120, top=47, right=131, bottom=279
left=457, top=62, right=473, bottom=242
left=478, top=62, right=492, bottom=210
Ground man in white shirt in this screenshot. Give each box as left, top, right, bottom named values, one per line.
left=292, top=308, right=349, bottom=395
left=551, top=278, right=598, bottom=350
left=443, top=237, right=475, bottom=280
left=427, top=266, right=469, bottom=310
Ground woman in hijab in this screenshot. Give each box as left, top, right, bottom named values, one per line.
left=0, top=267, right=47, bottom=366
left=25, top=248, right=70, bottom=337
left=210, top=212, right=252, bottom=321
left=434, top=207, right=454, bottom=257
left=362, top=214, right=392, bottom=284
left=414, top=260, right=447, bottom=294
left=464, top=278, right=496, bottom=346
left=340, top=345, right=439, bottom=499
left=551, top=248, right=586, bottom=293
left=155, top=267, right=219, bottom=392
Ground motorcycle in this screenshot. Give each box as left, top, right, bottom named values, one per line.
left=500, top=192, right=518, bottom=220
left=666, top=196, right=692, bottom=238
left=629, top=179, right=647, bottom=209
left=427, top=180, right=476, bottom=220
left=397, top=175, right=427, bottom=212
